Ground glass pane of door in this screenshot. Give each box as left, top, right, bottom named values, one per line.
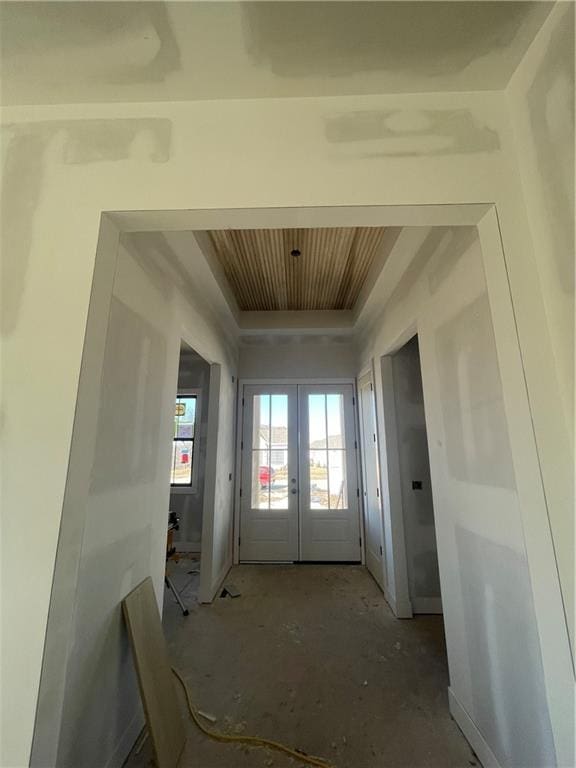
left=328, top=449, right=347, bottom=509
left=306, top=393, right=348, bottom=512
left=240, top=386, right=298, bottom=562
left=299, top=385, right=360, bottom=562
left=250, top=393, right=289, bottom=510
left=309, top=450, right=329, bottom=510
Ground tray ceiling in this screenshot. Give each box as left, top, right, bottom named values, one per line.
left=208, top=227, right=387, bottom=311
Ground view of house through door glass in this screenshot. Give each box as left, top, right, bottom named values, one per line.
left=307, top=393, right=348, bottom=510
left=299, top=385, right=361, bottom=561
left=240, top=385, right=299, bottom=562
left=240, top=383, right=361, bottom=562
left=251, top=393, right=289, bottom=510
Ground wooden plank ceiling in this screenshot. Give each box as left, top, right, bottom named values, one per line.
left=208, top=227, right=387, bottom=311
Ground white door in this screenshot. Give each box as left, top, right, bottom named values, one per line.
left=358, top=374, right=387, bottom=592
left=299, top=385, right=361, bottom=562
left=239, top=383, right=361, bottom=562
left=239, top=386, right=298, bottom=561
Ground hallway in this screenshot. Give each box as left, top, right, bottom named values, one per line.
left=126, top=566, right=476, bottom=768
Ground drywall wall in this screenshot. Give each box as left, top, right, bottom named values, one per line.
left=238, top=336, right=356, bottom=379
left=359, top=226, right=556, bottom=767
left=506, top=1, right=575, bottom=649
left=391, top=336, right=440, bottom=614
left=30, top=233, right=237, bottom=768
left=170, top=350, right=211, bottom=550
left=1, top=84, right=571, bottom=766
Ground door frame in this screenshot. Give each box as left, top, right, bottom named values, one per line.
left=382, top=334, right=443, bottom=617
left=357, top=367, right=389, bottom=598
left=233, top=378, right=364, bottom=565
left=32, top=203, right=572, bottom=768
left=197, top=364, right=223, bottom=602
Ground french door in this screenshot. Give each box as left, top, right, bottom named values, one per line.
left=239, top=383, right=361, bottom=562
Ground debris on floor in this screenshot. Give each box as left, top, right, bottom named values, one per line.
left=124, top=565, right=478, bottom=768
left=220, top=583, right=241, bottom=598
left=197, top=710, right=217, bottom=724
left=172, top=667, right=335, bottom=768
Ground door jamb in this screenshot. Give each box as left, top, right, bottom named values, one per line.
left=351, top=379, right=366, bottom=566
left=198, top=364, right=223, bottom=603
left=233, top=380, right=244, bottom=564
left=357, top=367, right=388, bottom=595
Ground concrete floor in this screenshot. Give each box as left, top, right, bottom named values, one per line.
left=125, top=565, right=478, bottom=768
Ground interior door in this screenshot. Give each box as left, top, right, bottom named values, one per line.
left=239, top=385, right=298, bottom=561
left=299, top=385, right=361, bottom=562
left=358, top=374, right=387, bottom=592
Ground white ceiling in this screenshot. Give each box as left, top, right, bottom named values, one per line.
left=1, top=1, right=552, bottom=106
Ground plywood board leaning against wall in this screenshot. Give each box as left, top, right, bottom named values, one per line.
left=123, top=578, right=186, bottom=768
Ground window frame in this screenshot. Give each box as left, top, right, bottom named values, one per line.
left=170, top=388, right=201, bottom=492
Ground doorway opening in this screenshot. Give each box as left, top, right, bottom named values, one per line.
left=391, top=336, right=442, bottom=615
left=32, top=204, right=566, bottom=768
left=165, top=341, right=211, bottom=609
left=238, top=382, right=361, bottom=563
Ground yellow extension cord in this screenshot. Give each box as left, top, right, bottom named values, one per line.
left=171, top=667, right=335, bottom=768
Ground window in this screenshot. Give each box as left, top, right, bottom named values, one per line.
left=171, top=394, right=197, bottom=486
